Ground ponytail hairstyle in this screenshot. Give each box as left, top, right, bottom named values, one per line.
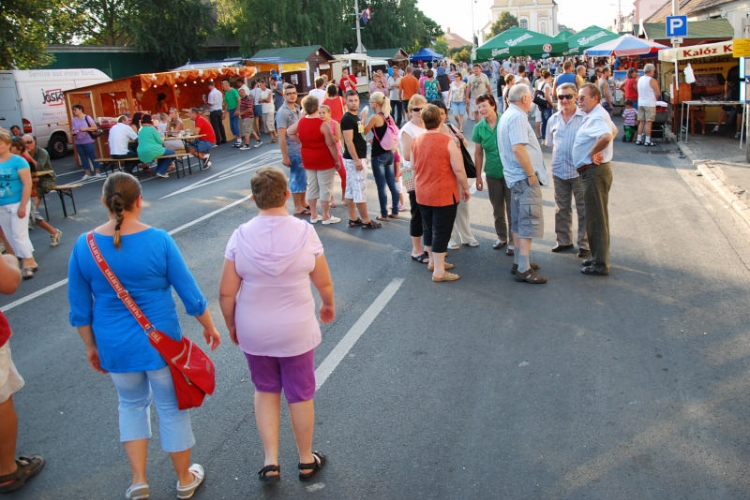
left=369, top=91, right=391, bottom=117
left=102, top=172, right=142, bottom=250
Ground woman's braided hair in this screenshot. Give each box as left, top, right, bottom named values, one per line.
left=102, top=172, right=141, bottom=249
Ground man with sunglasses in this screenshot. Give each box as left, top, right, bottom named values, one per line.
left=545, top=83, right=589, bottom=260
left=573, top=83, right=617, bottom=276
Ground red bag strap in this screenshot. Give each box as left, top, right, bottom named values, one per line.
left=85, top=231, right=156, bottom=335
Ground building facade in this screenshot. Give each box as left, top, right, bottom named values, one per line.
left=484, top=0, right=559, bottom=38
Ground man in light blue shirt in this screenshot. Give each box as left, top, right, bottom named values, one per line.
left=498, top=84, right=549, bottom=284
left=546, top=82, right=589, bottom=258
left=573, top=83, right=617, bottom=276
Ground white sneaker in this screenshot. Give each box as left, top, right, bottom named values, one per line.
left=254, top=141, right=263, bottom=148
left=447, top=241, right=460, bottom=250
left=176, top=463, right=204, bottom=499
left=464, top=238, right=479, bottom=247
left=309, top=215, right=323, bottom=224
left=156, top=172, right=170, bottom=178
left=239, top=145, right=251, bottom=151
left=80, top=174, right=92, bottom=181
left=95, top=172, right=106, bottom=178
left=322, top=216, right=341, bottom=225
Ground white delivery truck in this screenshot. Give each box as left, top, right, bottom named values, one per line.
left=0, top=68, right=111, bottom=158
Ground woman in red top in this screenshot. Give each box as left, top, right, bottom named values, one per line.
left=411, top=104, right=470, bottom=283
left=287, top=96, right=341, bottom=225
left=623, top=68, right=639, bottom=110
left=323, top=84, right=345, bottom=123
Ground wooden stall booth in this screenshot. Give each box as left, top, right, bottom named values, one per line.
left=249, top=46, right=336, bottom=96
left=367, top=48, right=411, bottom=72
left=64, top=65, right=256, bottom=161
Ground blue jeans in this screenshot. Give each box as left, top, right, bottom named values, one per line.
left=109, top=367, right=195, bottom=452
left=288, top=153, right=307, bottom=194
left=541, top=106, right=553, bottom=140
left=76, top=142, right=100, bottom=173
left=370, top=151, right=398, bottom=217
left=228, top=108, right=240, bottom=137
left=156, top=148, right=176, bottom=175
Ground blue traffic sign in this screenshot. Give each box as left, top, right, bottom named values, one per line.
left=666, top=15, right=688, bottom=37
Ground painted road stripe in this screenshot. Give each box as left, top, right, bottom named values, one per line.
left=315, top=278, right=404, bottom=389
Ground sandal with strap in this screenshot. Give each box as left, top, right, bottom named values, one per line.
left=21, top=268, right=34, bottom=280
left=258, top=465, right=280, bottom=483
left=298, top=451, right=327, bottom=481
left=411, top=251, right=429, bottom=264
left=361, top=220, right=382, bottom=229
left=428, top=262, right=455, bottom=271
left=0, top=455, right=45, bottom=493
left=348, top=218, right=363, bottom=228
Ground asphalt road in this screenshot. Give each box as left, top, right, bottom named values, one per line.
left=3, top=120, right=750, bottom=500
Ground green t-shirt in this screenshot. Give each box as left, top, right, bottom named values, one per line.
left=471, top=117, right=504, bottom=179
left=224, top=88, right=240, bottom=110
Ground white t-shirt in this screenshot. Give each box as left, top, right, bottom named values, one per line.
left=207, top=88, right=223, bottom=111
left=108, top=122, right=138, bottom=155
left=308, top=88, right=327, bottom=106
left=387, top=76, right=402, bottom=101
left=260, top=89, right=274, bottom=114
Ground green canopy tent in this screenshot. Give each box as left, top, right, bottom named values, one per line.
left=474, top=26, right=567, bottom=61
left=567, top=25, right=618, bottom=55
left=554, top=30, right=574, bottom=42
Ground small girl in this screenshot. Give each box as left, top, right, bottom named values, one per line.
left=622, top=99, right=638, bottom=142
left=393, top=148, right=406, bottom=211
left=10, top=138, right=63, bottom=247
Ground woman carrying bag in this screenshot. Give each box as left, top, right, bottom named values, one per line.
left=68, top=172, right=221, bottom=500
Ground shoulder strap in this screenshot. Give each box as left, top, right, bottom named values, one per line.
left=85, top=231, right=155, bottom=335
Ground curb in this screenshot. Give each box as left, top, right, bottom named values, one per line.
left=667, top=129, right=750, bottom=229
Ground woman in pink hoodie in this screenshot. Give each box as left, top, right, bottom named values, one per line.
left=219, top=166, right=335, bottom=484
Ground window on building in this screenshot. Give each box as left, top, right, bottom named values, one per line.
left=539, top=20, right=547, bottom=35
left=520, top=17, right=528, bottom=29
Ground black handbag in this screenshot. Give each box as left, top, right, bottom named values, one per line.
left=448, top=124, right=476, bottom=178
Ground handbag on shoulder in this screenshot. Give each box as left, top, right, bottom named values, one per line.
left=447, top=124, right=476, bottom=178
left=86, top=232, right=215, bottom=410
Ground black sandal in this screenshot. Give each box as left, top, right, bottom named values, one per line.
left=0, top=455, right=45, bottom=493
left=348, top=218, right=363, bottom=228
left=298, top=451, right=326, bottom=481
left=411, top=251, right=429, bottom=263
left=361, top=220, right=382, bottom=229
left=258, top=464, right=280, bottom=483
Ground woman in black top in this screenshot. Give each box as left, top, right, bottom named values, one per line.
left=364, top=92, right=399, bottom=220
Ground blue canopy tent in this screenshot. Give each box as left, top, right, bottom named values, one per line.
left=410, top=48, right=443, bottom=62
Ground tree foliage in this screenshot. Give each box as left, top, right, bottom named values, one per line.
left=1, top=1, right=59, bottom=68
left=433, top=38, right=450, bottom=58
left=487, top=12, right=519, bottom=38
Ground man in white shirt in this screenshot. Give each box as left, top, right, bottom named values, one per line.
left=387, top=67, right=402, bottom=125
left=308, top=77, right=327, bottom=104
left=108, top=115, right=139, bottom=173
left=258, top=81, right=277, bottom=143
left=206, top=80, right=226, bottom=144
left=573, top=83, right=617, bottom=276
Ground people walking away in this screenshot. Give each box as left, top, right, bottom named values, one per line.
left=364, top=92, right=399, bottom=221
left=238, top=87, right=262, bottom=150
left=552, top=60, right=577, bottom=95
left=341, top=91, right=380, bottom=229
left=498, top=84, right=550, bottom=284
left=436, top=63, right=451, bottom=108
left=206, top=80, right=226, bottom=144
left=635, top=64, right=660, bottom=146
left=399, top=66, right=421, bottom=114
left=137, top=115, right=175, bottom=178
left=68, top=172, right=222, bottom=500
left=412, top=104, right=471, bottom=282
left=276, top=84, right=308, bottom=217
left=472, top=93, right=513, bottom=253
left=323, top=84, right=346, bottom=124
left=186, top=108, right=216, bottom=170
left=286, top=96, right=342, bottom=225
left=545, top=82, right=589, bottom=259
left=573, top=83, right=617, bottom=276
left=0, top=253, right=45, bottom=494
left=71, top=104, right=103, bottom=180
left=222, top=80, right=242, bottom=148
left=219, top=166, right=333, bottom=484
left=0, top=129, right=38, bottom=279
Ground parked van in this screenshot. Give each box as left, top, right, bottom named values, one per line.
left=0, top=69, right=111, bottom=158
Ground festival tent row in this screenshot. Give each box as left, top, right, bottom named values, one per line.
left=474, top=26, right=567, bottom=61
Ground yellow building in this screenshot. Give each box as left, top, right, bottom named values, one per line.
left=482, top=0, right=559, bottom=42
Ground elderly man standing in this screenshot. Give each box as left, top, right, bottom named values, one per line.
left=635, top=63, right=660, bottom=146
left=573, top=83, right=617, bottom=276
left=498, top=84, right=550, bottom=284
left=545, top=83, right=589, bottom=259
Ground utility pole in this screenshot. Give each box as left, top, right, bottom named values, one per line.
left=354, top=0, right=365, bottom=54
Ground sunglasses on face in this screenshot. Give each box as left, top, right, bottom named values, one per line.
left=411, top=107, right=422, bottom=112
left=557, top=94, right=575, bottom=100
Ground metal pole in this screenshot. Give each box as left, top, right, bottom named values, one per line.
left=355, top=0, right=364, bottom=54
left=672, top=0, right=680, bottom=134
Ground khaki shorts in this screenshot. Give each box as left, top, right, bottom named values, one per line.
left=344, top=158, right=368, bottom=203
left=0, top=343, right=25, bottom=404
left=241, top=117, right=255, bottom=136
left=263, top=113, right=275, bottom=133
left=637, top=106, right=656, bottom=122
left=306, top=168, right=335, bottom=201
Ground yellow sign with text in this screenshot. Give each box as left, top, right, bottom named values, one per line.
left=733, top=38, right=750, bottom=58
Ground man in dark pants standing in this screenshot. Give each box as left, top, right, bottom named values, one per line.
left=206, top=80, right=226, bottom=144
left=573, top=83, right=617, bottom=276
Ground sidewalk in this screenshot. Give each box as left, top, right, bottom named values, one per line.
left=667, top=127, right=750, bottom=227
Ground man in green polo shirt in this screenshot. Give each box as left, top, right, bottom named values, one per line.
left=472, top=93, right=512, bottom=252
left=222, top=80, right=241, bottom=147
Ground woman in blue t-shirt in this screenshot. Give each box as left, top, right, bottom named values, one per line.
left=0, top=129, right=37, bottom=279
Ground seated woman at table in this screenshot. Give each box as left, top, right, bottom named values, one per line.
left=163, top=108, right=186, bottom=153
left=137, top=114, right=175, bottom=179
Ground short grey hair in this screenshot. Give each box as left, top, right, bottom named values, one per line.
left=644, top=63, right=655, bottom=74
left=508, top=83, right=530, bottom=103
left=557, top=82, right=577, bottom=94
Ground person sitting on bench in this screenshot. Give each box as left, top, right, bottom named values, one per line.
left=109, top=116, right=139, bottom=174
left=137, top=114, right=175, bottom=179
left=186, top=108, right=216, bottom=171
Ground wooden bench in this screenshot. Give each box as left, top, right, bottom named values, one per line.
left=41, top=183, right=82, bottom=219
left=97, top=150, right=193, bottom=178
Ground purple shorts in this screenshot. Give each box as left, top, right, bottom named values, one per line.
left=244, top=350, right=316, bottom=404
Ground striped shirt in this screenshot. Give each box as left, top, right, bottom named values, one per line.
left=498, top=103, right=549, bottom=187
left=239, top=95, right=254, bottom=119
left=546, top=108, right=586, bottom=180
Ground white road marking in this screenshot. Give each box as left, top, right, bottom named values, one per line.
left=315, top=278, right=404, bottom=389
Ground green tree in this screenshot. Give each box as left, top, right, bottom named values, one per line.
left=433, top=38, right=450, bottom=57
left=1, top=1, right=55, bottom=68
left=487, top=12, right=518, bottom=38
